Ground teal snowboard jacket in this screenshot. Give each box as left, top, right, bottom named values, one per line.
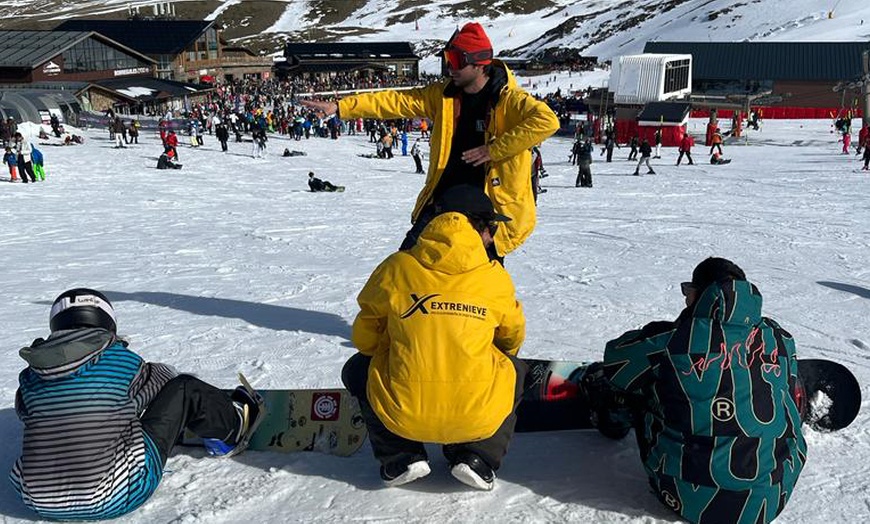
left=603, top=280, right=807, bottom=524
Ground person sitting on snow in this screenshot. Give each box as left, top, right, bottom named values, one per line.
left=157, top=150, right=182, bottom=170
left=308, top=171, right=341, bottom=192
left=596, top=258, right=806, bottom=524
left=710, top=152, right=731, bottom=165
left=10, top=289, right=264, bottom=521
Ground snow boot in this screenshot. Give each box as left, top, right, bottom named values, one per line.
left=380, top=459, right=431, bottom=487
left=450, top=452, right=495, bottom=491
left=647, top=169, right=656, bottom=175
left=580, top=363, right=632, bottom=440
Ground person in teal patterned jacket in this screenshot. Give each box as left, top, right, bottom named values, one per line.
left=602, top=258, right=807, bottom=524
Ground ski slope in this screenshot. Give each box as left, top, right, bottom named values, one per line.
left=0, top=111, right=867, bottom=523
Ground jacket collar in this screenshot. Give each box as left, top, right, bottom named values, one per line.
left=20, top=328, right=117, bottom=375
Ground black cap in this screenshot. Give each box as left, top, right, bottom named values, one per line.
left=691, top=257, right=746, bottom=291
left=435, top=185, right=511, bottom=222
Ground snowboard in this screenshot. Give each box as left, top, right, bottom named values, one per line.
left=516, top=358, right=860, bottom=433
left=184, top=388, right=367, bottom=456
left=184, top=358, right=858, bottom=456
left=796, top=358, right=861, bottom=432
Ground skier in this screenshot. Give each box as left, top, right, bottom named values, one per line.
left=599, top=258, right=807, bottom=524
left=13, top=132, right=36, bottom=183
left=575, top=139, right=593, bottom=187
left=342, top=185, right=526, bottom=491
left=569, top=139, right=580, bottom=165
left=30, top=145, right=46, bottom=181
left=710, top=127, right=724, bottom=156
left=10, top=289, right=263, bottom=521
left=862, top=133, right=870, bottom=170
left=627, top=134, right=639, bottom=160
left=530, top=145, right=546, bottom=200
left=3, top=146, right=18, bottom=181
left=857, top=123, right=868, bottom=155
left=411, top=138, right=425, bottom=174
left=841, top=131, right=851, bottom=154
left=602, top=132, right=618, bottom=162
left=216, top=122, right=230, bottom=152
left=633, top=138, right=655, bottom=176
left=251, top=126, right=267, bottom=159
left=653, top=127, right=662, bottom=158
left=165, top=130, right=179, bottom=161
left=676, top=133, right=695, bottom=166
left=300, top=22, right=559, bottom=260
left=49, top=114, right=62, bottom=138
left=128, top=120, right=139, bottom=145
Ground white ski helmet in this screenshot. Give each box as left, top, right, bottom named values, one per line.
left=49, top=288, right=117, bottom=333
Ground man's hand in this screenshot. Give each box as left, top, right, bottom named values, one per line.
left=300, top=99, right=338, bottom=117
left=461, top=145, right=491, bottom=167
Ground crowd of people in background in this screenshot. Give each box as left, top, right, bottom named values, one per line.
left=5, top=72, right=870, bottom=187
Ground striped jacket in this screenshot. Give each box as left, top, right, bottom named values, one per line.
left=603, top=281, right=807, bottom=524
left=10, top=328, right=176, bottom=520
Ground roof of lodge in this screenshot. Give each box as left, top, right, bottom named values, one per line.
left=0, top=30, right=154, bottom=68
left=55, top=19, right=213, bottom=55
left=643, top=41, right=870, bottom=81
left=637, top=101, right=691, bottom=123
left=284, top=42, right=418, bottom=60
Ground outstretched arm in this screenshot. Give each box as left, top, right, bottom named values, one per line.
left=300, top=99, right=338, bottom=117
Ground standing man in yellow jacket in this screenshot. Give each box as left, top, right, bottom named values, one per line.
left=342, top=185, right=527, bottom=491
left=302, top=23, right=560, bottom=260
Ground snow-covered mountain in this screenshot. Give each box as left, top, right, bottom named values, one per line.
left=1, top=0, right=869, bottom=64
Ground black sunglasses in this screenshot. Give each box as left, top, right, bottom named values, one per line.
left=680, top=282, right=696, bottom=296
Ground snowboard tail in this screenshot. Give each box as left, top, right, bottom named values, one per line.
left=797, top=358, right=861, bottom=432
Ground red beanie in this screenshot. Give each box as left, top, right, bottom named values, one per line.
left=449, top=23, right=493, bottom=64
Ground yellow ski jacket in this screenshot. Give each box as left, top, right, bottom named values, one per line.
left=338, top=62, right=560, bottom=256
left=351, top=212, right=526, bottom=443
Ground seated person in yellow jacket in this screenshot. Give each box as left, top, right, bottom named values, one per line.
left=342, top=184, right=527, bottom=491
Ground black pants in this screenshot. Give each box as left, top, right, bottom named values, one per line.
left=220, top=139, right=228, bottom=152
left=676, top=151, right=694, bottom=165
left=710, top=144, right=723, bottom=155
left=342, top=353, right=527, bottom=470
left=140, top=374, right=239, bottom=465
left=576, top=161, right=592, bottom=187
left=17, top=157, right=35, bottom=182
left=413, top=154, right=424, bottom=173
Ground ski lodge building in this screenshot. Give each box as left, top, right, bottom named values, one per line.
left=276, top=42, right=420, bottom=83
left=644, top=41, right=870, bottom=119
left=55, top=19, right=272, bottom=84
left=0, top=18, right=271, bottom=123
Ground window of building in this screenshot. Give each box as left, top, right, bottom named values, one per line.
left=663, top=59, right=690, bottom=94
left=62, top=37, right=147, bottom=73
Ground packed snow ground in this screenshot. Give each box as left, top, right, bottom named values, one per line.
left=0, top=114, right=868, bottom=523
